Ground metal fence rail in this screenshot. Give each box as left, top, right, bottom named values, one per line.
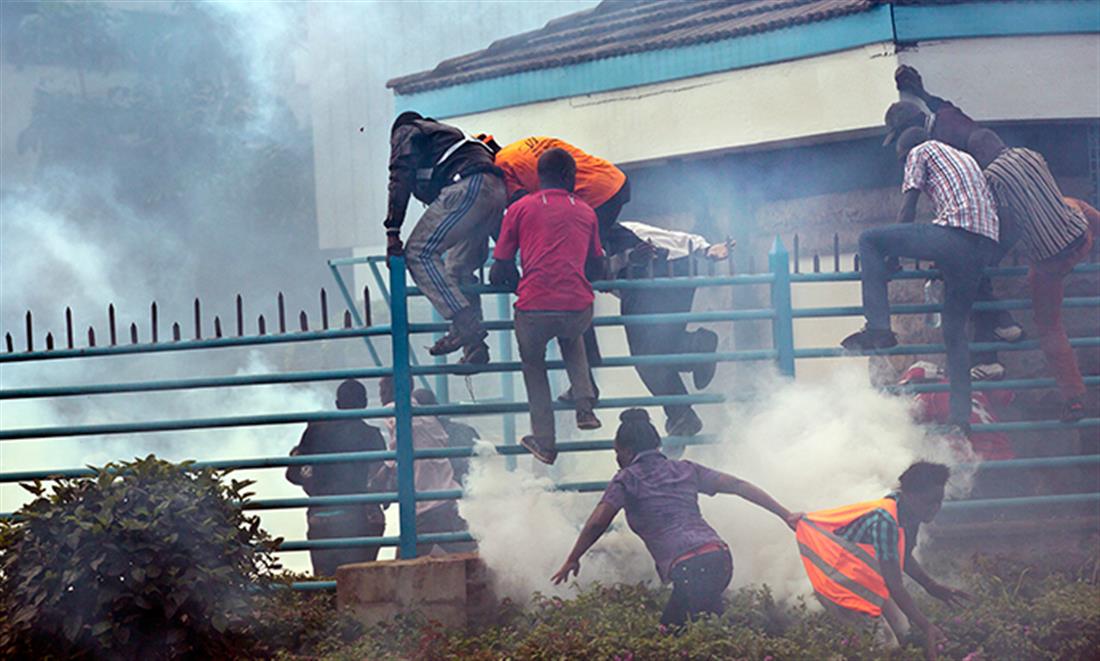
left=2, top=239, right=1097, bottom=588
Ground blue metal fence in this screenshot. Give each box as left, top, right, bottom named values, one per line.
left=1, top=239, right=1098, bottom=590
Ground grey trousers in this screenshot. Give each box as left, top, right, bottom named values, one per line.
left=405, top=173, right=506, bottom=320
left=515, top=306, right=595, bottom=440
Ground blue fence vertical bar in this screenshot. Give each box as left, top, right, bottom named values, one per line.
left=769, top=237, right=796, bottom=377
left=389, top=255, right=418, bottom=559
left=497, top=293, right=518, bottom=471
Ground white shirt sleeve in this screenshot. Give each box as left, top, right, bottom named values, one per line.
left=619, top=221, right=711, bottom=260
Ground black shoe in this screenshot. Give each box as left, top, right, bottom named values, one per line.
left=691, top=329, right=719, bottom=390
left=840, top=327, right=898, bottom=352
left=557, top=385, right=600, bottom=405
left=459, top=341, right=490, bottom=365
left=520, top=435, right=557, bottom=465
left=1061, top=396, right=1086, bottom=423
left=429, top=308, right=487, bottom=356
left=576, top=407, right=602, bottom=430
left=666, top=409, right=703, bottom=437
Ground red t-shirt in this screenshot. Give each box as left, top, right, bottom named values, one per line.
left=492, top=189, right=603, bottom=311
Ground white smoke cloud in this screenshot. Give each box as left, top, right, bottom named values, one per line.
left=459, top=366, right=976, bottom=604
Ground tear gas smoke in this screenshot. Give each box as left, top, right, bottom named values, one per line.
left=458, top=366, right=976, bottom=603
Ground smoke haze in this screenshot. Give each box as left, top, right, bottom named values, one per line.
left=459, top=366, right=975, bottom=603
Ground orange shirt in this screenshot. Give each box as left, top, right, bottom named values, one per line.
left=494, top=136, right=626, bottom=209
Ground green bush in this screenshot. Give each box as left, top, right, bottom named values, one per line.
left=312, top=556, right=1100, bottom=661
left=0, top=455, right=282, bottom=659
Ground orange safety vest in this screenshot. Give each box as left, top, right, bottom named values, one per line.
left=795, top=497, right=906, bottom=617
left=493, top=137, right=626, bottom=209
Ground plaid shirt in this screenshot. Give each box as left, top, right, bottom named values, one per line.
left=903, top=140, right=999, bottom=242
left=835, top=493, right=918, bottom=565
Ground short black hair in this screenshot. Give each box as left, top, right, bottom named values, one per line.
left=336, top=379, right=367, bottom=409
left=896, top=126, right=930, bottom=161
left=614, top=408, right=661, bottom=453
left=392, top=110, right=423, bottom=132
left=966, top=128, right=1007, bottom=168
left=898, top=461, right=950, bottom=493
left=537, top=147, right=577, bottom=192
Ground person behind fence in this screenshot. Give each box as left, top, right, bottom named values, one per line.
left=899, top=360, right=1015, bottom=462
left=841, top=126, right=1000, bottom=432
left=490, top=147, right=604, bottom=465
left=967, top=128, right=1097, bottom=422
left=404, top=385, right=481, bottom=484
left=384, top=111, right=507, bottom=365
left=883, top=65, right=1025, bottom=380
left=551, top=409, right=799, bottom=629
left=285, top=379, right=387, bottom=576
left=610, top=221, right=732, bottom=439
left=795, top=461, right=970, bottom=660
left=378, top=377, right=477, bottom=557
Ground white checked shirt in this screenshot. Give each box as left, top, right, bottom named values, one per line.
left=903, top=140, right=999, bottom=242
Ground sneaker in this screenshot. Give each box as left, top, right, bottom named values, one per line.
left=994, top=324, right=1025, bottom=343
left=666, top=409, right=703, bottom=437
left=429, top=308, right=488, bottom=356
left=970, top=362, right=1005, bottom=381
left=458, top=340, right=490, bottom=365
left=1061, top=396, right=1086, bottom=423
left=576, top=408, right=602, bottom=430
left=520, top=435, right=557, bottom=465
left=840, top=327, right=899, bottom=352
left=691, top=329, right=720, bottom=390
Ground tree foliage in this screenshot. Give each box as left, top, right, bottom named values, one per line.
left=0, top=455, right=282, bottom=659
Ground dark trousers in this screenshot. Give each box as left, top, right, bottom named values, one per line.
left=621, top=284, right=703, bottom=423
left=414, top=501, right=477, bottom=557
left=859, top=224, right=997, bottom=424
left=515, top=306, right=595, bottom=440
left=661, top=548, right=733, bottom=628
left=306, top=506, right=385, bottom=577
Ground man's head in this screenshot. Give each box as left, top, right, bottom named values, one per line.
left=895, top=126, right=930, bottom=163
left=335, top=379, right=368, bottom=410
left=378, top=375, right=419, bottom=406
left=898, top=461, right=950, bottom=523
left=966, top=128, right=1007, bottom=169
left=391, top=110, right=423, bottom=133
left=537, top=148, right=577, bottom=192
left=411, top=388, right=438, bottom=406
left=883, top=101, right=927, bottom=147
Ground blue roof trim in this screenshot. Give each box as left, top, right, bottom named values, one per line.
left=396, top=1, right=1098, bottom=119
left=396, top=6, right=895, bottom=118
left=895, top=1, right=1100, bottom=41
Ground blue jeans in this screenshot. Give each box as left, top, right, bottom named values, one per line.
left=859, top=223, right=997, bottom=424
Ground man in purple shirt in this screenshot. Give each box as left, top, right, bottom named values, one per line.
left=551, top=408, right=799, bottom=628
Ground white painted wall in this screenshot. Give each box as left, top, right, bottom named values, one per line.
left=440, top=33, right=1100, bottom=167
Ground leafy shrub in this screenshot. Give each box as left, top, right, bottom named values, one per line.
left=0, top=455, right=282, bottom=659
left=313, top=555, right=1099, bottom=661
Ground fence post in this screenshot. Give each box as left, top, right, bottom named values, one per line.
left=497, top=293, right=518, bottom=471
left=389, top=255, right=418, bottom=559
left=769, top=236, right=796, bottom=377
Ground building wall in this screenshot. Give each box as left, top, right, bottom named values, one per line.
left=433, top=34, right=1099, bottom=168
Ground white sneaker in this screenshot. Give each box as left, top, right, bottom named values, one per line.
left=994, top=325, right=1024, bottom=343
left=970, top=362, right=1006, bottom=381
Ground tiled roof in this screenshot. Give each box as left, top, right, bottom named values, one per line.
left=388, top=0, right=879, bottom=94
